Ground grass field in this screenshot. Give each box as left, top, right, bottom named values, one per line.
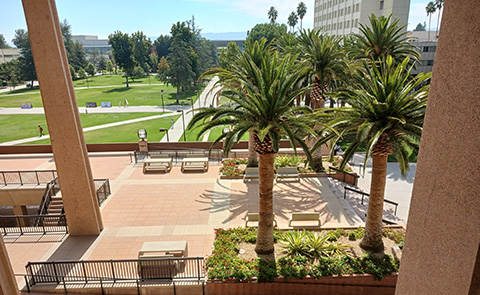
left=23, top=115, right=180, bottom=145
left=0, top=113, right=166, bottom=143
left=72, top=74, right=160, bottom=87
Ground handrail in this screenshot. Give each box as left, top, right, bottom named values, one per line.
left=328, top=166, right=359, bottom=178
left=37, top=177, right=59, bottom=216
left=25, top=257, right=206, bottom=288
left=94, top=179, right=111, bottom=206
left=344, top=187, right=399, bottom=215
left=1, top=214, right=67, bottom=235
left=133, top=149, right=223, bottom=164
left=0, top=170, right=57, bottom=186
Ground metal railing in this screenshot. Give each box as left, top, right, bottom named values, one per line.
left=37, top=178, right=60, bottom=216
left=0, top=214, right=67, bottom=235
left=132, top=149, right=223, bottom=165
left=25, top=257, right=205, bottom=288
left=0, top=170, right=57, bottom=186
left=94, top=179, right=111, bottom=206
left=344, top=187, right=399, bottom=215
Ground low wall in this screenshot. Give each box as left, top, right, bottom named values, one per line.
left=0, top=186, right=44, bottom=206
left=207, top=274, right=397, bottom=295
left=24, top=283, right=204, bottom=294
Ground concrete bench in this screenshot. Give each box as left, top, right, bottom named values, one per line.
left=245, top=213, right=277, bottom=228
left=143, top=158, right=172, bottom=173
left=243, top=167, right=259, bottom=182
left=288, top=212, right=321, bottom=227
left=181, top=157, right=209, bottom=172
left=276, top=167, right=300, bottom=182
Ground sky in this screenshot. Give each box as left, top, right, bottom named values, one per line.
left=1, top=0, right=441, bottom=45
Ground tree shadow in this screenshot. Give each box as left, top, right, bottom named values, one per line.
left=103, top=88, right=130, bottom=93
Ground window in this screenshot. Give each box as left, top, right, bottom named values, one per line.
left=340, top=8, right=343, bottom=16
left=339, top=22, right=343, bottom=29
left=333, top=23, right=336, bottom=30
left=334, top=11, right=337, bottom=18
left=427, top=60, right=434, bottom=66
left=380, top=0, right=384, bottom=10
left=355, top=19, right=358, bottom=27
left=347, top=6, right=351, bottom=14
left=423, top=46, right=437, bottom=52
left=346, top=20, right=350, bottom=28
left=356, top=3, right=359, bottom=12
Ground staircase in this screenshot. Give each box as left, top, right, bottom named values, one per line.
left=46, top=193, right=63, bottom=215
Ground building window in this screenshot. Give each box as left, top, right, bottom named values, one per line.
left=346, top=20, right=350, bottom=28
left=334, top=11, right=337, bottom=18
left=423, top=46, right=437, bottom=52
left=380, top=0, right=384, bottom=10
left=347, top=6, right=351, bottom=14
left=356, top=3, right=359, bottom=12
left=333, top=23, right=336, bottom=30
left=355, top=19, right=358, bottom=27
left=339, top=22, right=343, bottom=29
left=427, top=60, right=434, bottom=66
left=340, top=8, right=343, bottom=16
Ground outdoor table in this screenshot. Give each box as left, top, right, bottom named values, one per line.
left=138, top=241, right=188, bottom=258
left=180, top=157, right=209, bottom=172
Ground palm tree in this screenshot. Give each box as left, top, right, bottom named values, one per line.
left=288, top=12, right=298, bottom=33
left=435, top=0, right=444, bottom=39
left=297, top=29, right=347, bottom=171
left=297, top=2, right=307, bottom=31
left=268, top=6, right=278, bottom=24
left=192, top=43, right=314, bottom=258
left=350, top=14, right=420, bottom=65
left=426, top=2, right=436, bottom=41
left=313, top=56, right=430, bottom=253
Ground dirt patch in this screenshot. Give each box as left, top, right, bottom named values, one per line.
left=238, top=236, right=402, bottom=261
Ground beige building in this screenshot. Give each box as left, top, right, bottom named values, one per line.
left=0, top=48, right=21, bottom=64
left=313, top=0, right=410, bottom=36
left=407, top=31, right=438, bottom=74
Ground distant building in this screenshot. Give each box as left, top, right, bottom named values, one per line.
left=407, top=31, right=437, bottom=74
left=313, top=0, right=410, bottom=36
left=212, top=40, right=245, bottom=52
left=0, top=48, right=21, bottom=64
left=72, top=35, right=111, bottom=54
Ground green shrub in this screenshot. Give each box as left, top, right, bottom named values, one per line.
left=279, top=231, right=311, bottom=258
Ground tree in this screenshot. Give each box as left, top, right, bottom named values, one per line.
left=70, top=41, right=87, bottom=71
left=0, top=34, right=10, bottom=48
left=85, top=62, right=95, bottom=78
left=297, top=29, right=347, bottom=171
left=194, top=44, right=313, bottom=258
left=314, top=57, right=430, bottom=254
left=69, top=64, right=76, bottom=80
left=87, top=50, right=101, bottom=68
left=77, top=67, right=87, bottom=80
left=157, top=56, right=169, bottom=79
left=247, top=23, right=288, bottom=44
left=297, top=2, right=307, bottom=31
left=219, top=41, right=240, bottom=70
left=106, top=60, right=114, bottom=74
left=165, top=34, right=195, bottom=103
left=288, top=12, right=299, bottom=33
left=0, top=59, right=20, bottom=88
left=108, top=31, right=136, bottom=87
left=98, top=56, right=107, bottom=72
left=435, top=0, right=444, bottom=39
left=12, top=29, right=36, bottom=88
left=350, top=14, right=420, bottom=65
left=132, top=31, right=152, bottom=72
left=267, top=6, right=278, bottom=24
left=426, top=2, right=436, bottom=41
left=132, top=66, right=145, bottom=81
left=149, top=53, right=158, bottom=73
left=414, top=22, right=426, bottom=31
left=154, top=35, right=172, bottom=60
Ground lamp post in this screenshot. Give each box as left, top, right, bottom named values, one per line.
left=176, top=110, right=187, bottom=142
left=161, top=89, right=165, bottom=112
left=196, top=90, right=199, bottom=107
left=159, top=128, right=169, bottom=142
left=187, top=98, right=194, bottom=115
left=137, top=129, right=147, bottom=140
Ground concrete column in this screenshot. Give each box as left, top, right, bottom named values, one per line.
left=13, top=205, right=29, bottom=227
left=395, top=2, right=480, bottom=295
left=0, top=236, right=19, bottom=295
left=22, top=0, right=103, bottom=235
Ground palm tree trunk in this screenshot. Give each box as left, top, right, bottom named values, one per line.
left=255, top=153, right=275, bottom=259
left=360, top=152, right=388, bottom=253
left=247, top=132, right=258, bottom=167
left=436, top=8, right=441, bottom=39
left=428, top=15, right=432, bottom=41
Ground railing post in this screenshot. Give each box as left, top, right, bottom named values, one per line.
left=361, top=195, right=365, bottom=205
left=35, top=171, right=40, bottom=185
left=344, top=188, right=347, bottom=199
left=18, top=216, right=23, bottom=235
left=82, top=261, right=87, bottom=283
left=2, top=172, right=6, bottom=186
left=62, top=276, right=67, bottom=293
left=24, top=275, right=31, bottom=293
left=42, top=216, right=46, bottom=234
left=111, top=260, right=116, bottom=283
left=52, top=262, right=60, bottom=284
left=197, top=258, right=201, bottom=281
left=19, top=171, right=23, bottom=185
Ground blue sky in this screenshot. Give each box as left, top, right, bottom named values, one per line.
left=1, top=0, right=441, bottom=45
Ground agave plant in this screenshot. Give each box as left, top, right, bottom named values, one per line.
left=304, top=231, right=330, bottom=260
left=279, top=231, right=311, bottom=258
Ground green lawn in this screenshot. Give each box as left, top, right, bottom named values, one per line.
left=24, top=115, right=180, bottom=144
left=72, top=74, right=160, bottom=87
left=0, top=113, right=165, bottom=143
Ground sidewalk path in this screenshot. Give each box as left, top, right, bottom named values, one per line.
left=0, top=105, right=191, bottom=115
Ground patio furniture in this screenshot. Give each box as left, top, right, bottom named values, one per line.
left=138, top=241, right=188, bottom=258
left=181, top=157, right=209, bottom=172
left=143, top=156, right=173, bottom=173
left=276, top=167, right=300, bottom=182
left=288, top=212, right=321, bottom=227
left=245, top=213, right=277, bottom=228
left=243, top=167, right=259, bottom=182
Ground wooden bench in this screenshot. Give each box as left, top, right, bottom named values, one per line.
left=243, top=167, right=259, bottom=182
left=181, top=157, right=209, bottom=172
left=245, top=213, right=277, bottom=228
left=288, top=212, right=321, bottom=227
left=143, top=157, right=172, bottom=173
left=276, top=167, right=300, bottom=182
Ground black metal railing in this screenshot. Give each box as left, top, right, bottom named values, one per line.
left=94, top=179, right=111, bottom=206
left=25, top=257, right=205, bottom=288
left=0, top=170, right=57, bottom=186
left=0, top=214, right=67, bottom=235
left=132, top=149, right=223, bottom=165
left=37, top=178, right=60, bottom=216
left=344, top=187, right=399, bottom=215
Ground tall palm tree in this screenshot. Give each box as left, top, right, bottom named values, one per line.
left=297, top=29, right=347, bottom=171
left=435, top=0, right=444, bottom=39
left=192, top=44, right=314, bottom=258
left=297, top=2, right=307, bottom=31
left=268, top=6, right=278, bottom=24
left=350, top=14, right=420, bottom=65
left=288, top=12, right=298, bottom=33
left=426, top=2, right=436, bottom=41
left=313, top=56, right=430, bottom=253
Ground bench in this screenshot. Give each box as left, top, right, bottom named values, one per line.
left=243, top=167, right=259, bottom=182
left=245, top=213, right=277, bottom=228
left=276, top=167, right=300, bottom=182
left=143, top=157, right=172, bottom=173
left=288, top=212, right=321, bottom=227
left=181, top=157, right=209, bottom=172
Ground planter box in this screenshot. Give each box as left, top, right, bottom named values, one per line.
left=207, top=273, right=398, bottom=295
left=220, top=174, right=243, bottom=179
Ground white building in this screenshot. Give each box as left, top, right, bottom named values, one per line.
left=72, top=35, right=111, bottom=54
left=407, top=31, right=437, bottom=74
left=0, top=48, right=21, bottom=64
left=313, top=0, right=410, bottom=36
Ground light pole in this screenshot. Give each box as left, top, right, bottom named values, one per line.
left=176, top=110, right=187, bottom=142
left=159, top=128, right=169, bottom=142
left=187, top=98, right=194, bottom=115
left=195, top=90, right=199, bottom=107
left=161, top=89, right=165, bottom=112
